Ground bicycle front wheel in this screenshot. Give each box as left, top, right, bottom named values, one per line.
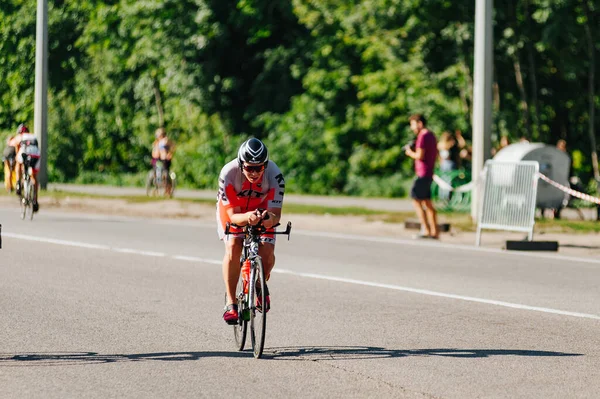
left=232, top=272, right=248, bottom=351
left=250, top=257, right=266, bottom=359
left=146, top=171, right=156, bottom=197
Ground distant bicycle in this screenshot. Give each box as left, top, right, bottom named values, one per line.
left=146, top=160, right=176, bottom=198
left=224, top=217, right=292, bottom=359
left=19, top=154, right=37, bottom=221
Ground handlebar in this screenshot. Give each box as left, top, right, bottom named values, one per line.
left=224, top=221, right=292, bottom=241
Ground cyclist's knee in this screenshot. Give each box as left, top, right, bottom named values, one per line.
left=259, top=243, right=275, bottom=266
left=224, top=238, right=243, bottom=262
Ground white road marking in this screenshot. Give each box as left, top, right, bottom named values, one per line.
left=172, top=255, right=221, bottom=265
left=3, top=233, right=111, bottom=250
left=8, top=207, right=597, bottom=265
left=113, top=248, right=166, bottom=257
left=3, top=232, right=600, bottom=321
left=273, top=269, right=600, bottom=321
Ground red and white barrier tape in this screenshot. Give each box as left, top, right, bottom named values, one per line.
left=433, top=174, right=475, bottom=193
left=538, top=173, right=600, bottom=205
left=434, top=172, right=600, bottom=205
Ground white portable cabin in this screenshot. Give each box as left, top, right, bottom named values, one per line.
left=493, top=142, right=570, bottom=209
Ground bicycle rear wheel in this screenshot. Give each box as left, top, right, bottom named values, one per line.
left=232, top=273, right=248, bottom=351
left=250, top=257, right=266, bottom=359
left=19, top=195, right=26, bottom=220
left=19, top=179, right=27, bottom=220
left=146, top=171, right=157, bottom=197
left=27, top=181, right=34, bottom=220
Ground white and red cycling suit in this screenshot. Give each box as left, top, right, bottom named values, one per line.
left=16, top=133, right=41, bottom=172
left=216, top=159, right=285, bottom=243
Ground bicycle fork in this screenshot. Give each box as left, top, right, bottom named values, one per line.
left=248, top=265, right=257, bottom=318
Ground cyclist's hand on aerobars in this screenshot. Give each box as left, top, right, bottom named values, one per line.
left=247, top=210, right=262, bottom=226
left=260, top=210, right=276, bottom=229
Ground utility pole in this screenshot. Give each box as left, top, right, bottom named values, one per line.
left=471, top=0, right=493, bottom=219
left=34, top=0, right=48, bottom=189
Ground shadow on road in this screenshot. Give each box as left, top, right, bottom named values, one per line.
left=0, top=351, right=247, bottom=367
left=264, top=346, right=583, bottom=361
left=561, top=243, right=600, bottom=250
left=0, top=347, right=582, bottom=366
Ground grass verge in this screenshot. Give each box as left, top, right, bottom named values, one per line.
left=1, top=188, right=599, bottom=234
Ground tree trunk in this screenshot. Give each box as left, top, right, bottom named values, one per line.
left=153, top=79, right=165, bottom=129
left=513, top=56, right=530, bottom=139
left=459, top=56, right=473, bottom=120
left=524, top=0, right=540, bottom=141
left=526, top=45, right=540, bottom=139
left=583, top=5, right=598, bottom=180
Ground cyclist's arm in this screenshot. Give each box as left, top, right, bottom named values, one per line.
left=263, top=208, right=281, bottom=229
left=226, top=206, right=258, bottom=226
left=264, top=163, right=285, bottom=228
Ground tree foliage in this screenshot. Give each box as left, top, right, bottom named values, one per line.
left=1, top=0, right=598, bottom=194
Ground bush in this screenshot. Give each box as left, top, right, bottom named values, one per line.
left=343, top=173, right=408, bottom=198
left=72, top=171, right=147, bottom=187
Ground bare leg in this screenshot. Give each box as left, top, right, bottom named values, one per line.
left=258, top=242, right=275, bottom=280
left=412, top=199, right=429, bottom=236
left=223, top=238, right=243, bottom=305
left=32, top=173, right=39, bottom=202
left=3, top=160, right=10, bottom=191
left=423, top=199, right=439, bottom=238
left=15, top=163, right=22, bottom=194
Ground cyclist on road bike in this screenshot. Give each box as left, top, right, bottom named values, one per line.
left=14, top=125, right=41, bottom=213
left=217, top=138, right=285, bottom=325
left=3, top=124, right=27, bottom=192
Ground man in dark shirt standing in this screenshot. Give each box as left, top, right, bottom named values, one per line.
left=405, top=114, right=439, bottom=239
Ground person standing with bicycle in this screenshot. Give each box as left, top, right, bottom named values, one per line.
left=151, top=127, right=175, bottom=195
left=217, top=138, right=285, bottom=325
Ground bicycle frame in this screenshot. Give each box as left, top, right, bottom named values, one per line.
left=19, top=156, right=36, bottom=220
left=226, top=221, right=292, bottom=309
left=224, top=218, right=291, bottom=357
left=155, top=161, right=164, bottom=186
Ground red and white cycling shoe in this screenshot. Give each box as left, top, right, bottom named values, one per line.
left=223, top=304, right=239, bottom=325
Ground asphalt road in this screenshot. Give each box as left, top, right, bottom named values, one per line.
left=1, top=206, right=599, bottom=398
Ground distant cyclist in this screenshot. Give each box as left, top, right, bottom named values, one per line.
left=14, top=124, right=41, bottom=212
left=3, top=124, right=25, bottom=192
left=217, top=138, right=285, bottom=325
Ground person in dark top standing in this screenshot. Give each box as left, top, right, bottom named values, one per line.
left=405, top=114, right=439, bottom=239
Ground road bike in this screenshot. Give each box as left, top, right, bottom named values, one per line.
left=19, top=155, right=37, bottom=221
left=146, top=160, right=176, bottom=198
left=224, top=217, right=292, bottom=358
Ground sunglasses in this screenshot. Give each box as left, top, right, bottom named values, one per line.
left=242, top=164, right=265, bottom=173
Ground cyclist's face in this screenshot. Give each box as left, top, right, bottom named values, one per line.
left=242, top=163, right=265, bottom=182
